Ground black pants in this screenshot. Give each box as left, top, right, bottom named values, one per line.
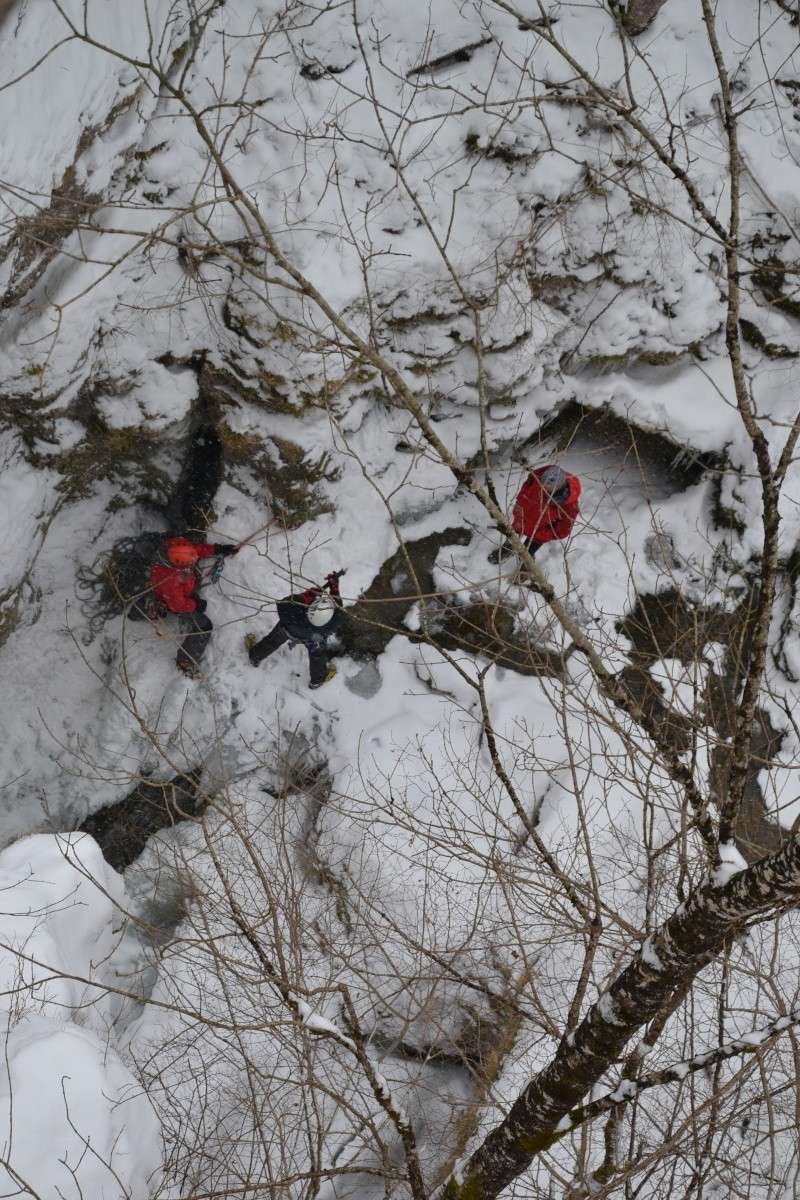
left=176, top=610, right=214, bottom=671
left=127, top=601, right=212, bottom=669
left=489, top=537, right=541, bottom=563
left=249, top=623, right=330, bottom=686
left=126, top=598, right=160, bottom=622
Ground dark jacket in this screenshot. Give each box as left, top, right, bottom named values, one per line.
left=277, top=590, right=344, bottom=644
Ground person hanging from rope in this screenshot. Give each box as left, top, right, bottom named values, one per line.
left=245, top=570, right=345, bottom=689
left=129, top=535, right=241, bottom=678
left=488, top=464, right=581, bottom=564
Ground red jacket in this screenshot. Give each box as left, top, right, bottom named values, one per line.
left=149, top=538, right=217, bottom=614
left=512, top=471, right=581, bottom=544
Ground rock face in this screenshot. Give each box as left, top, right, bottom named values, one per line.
left=344, top=659, right=383, bottom=698
left=3, top=4, right=800, bottom=1200
left=80, top=767, right=204, bottom=872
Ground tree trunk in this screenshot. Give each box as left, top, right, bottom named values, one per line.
left=623, top=0, right=670, bottom=36
left=443, top=835, right=800, bottom=1200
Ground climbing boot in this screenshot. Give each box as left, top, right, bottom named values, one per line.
left=244, top=633, right=261, bottom=667
left=309, top=666, right=337, bottom=690
left=177, top=656, right=202, bottom=680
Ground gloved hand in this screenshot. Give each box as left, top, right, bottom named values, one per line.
left=215, top=543, right=240, bottom=557
left=325, top=569, right=346, bottom=594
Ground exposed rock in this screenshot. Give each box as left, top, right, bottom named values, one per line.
left=338, top=527, right=473, bottom=658
left=619, top=587, right=786, bottom=861
left=428, top=600, right=567, bottom=678
left=80, top=768, right=204, bottom=873
left=344, top=659, right=383, bottom=698
left=622, top=0, right=672, bottom=36
left=644, top=532, right=682, bottom=573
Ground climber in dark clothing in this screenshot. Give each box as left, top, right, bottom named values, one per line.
left=128, top=535, right=240, bottom=677
left=247, top=571, right=345, bottom=689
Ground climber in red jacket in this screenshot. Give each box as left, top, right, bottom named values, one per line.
left=143, top=536, right=239, bottom=676
left=488, top=464, right=581, bottom=564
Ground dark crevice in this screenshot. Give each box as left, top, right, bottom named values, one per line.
left=337, top=527, right=472, bottom=658
left=79, top=768, right=205, bottom=873
left=772, top=541, right=800, bottom=682
left=161, top=422, right=223, bottom=536
left=335, top=527, right=564, bottom=678
left=618, top=587, right=786, bottom=863
left=527, top=402, right=719, bottom=490
left=299, top=59, right=355, bottom=80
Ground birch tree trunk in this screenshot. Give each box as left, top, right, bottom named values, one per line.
left=443, top=835, right=800, bottom=1200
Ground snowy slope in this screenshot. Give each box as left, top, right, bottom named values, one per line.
left=1, top=0, right=800, bottom=1196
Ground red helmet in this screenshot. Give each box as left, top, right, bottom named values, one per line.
left=165, top=538, right=198, bottom=568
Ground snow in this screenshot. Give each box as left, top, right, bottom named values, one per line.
left=640, top=936, right=664, bottom=972
left=0, top=0, right=799, bottom=1195
left=713, top=841, right=749, bottom=888
left=296, top=996, right=351, bottom=1042
left=97, top=362, right=198, bottom=432
left=649, top=657, right=709, bottom=721
left=596, top=993, right=623, bottom=1026
left=0, top=444, right=55, bottom=588
left=0, top=1015, right=160, bottom=1199
left=0, top=834, right=159, bottom=1198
